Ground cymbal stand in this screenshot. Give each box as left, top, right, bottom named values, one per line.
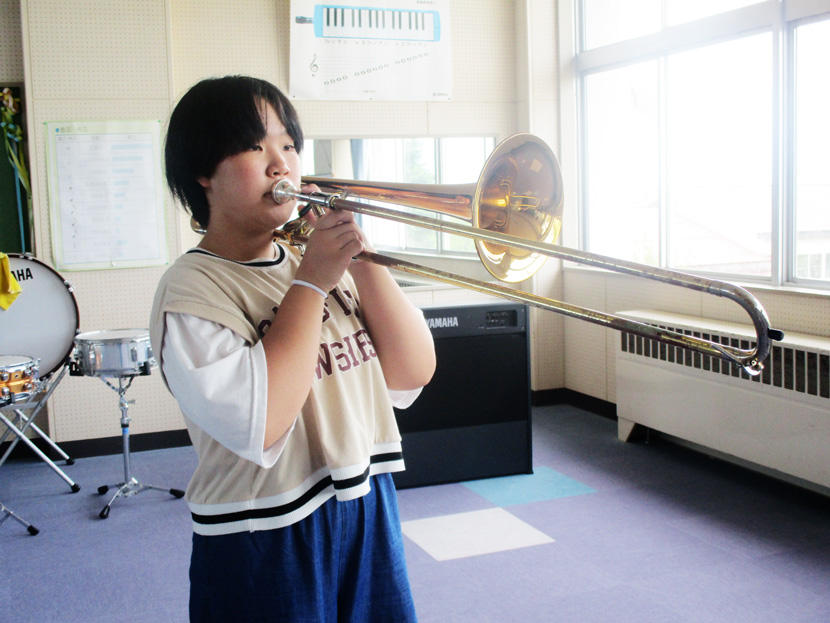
left=96, top=375, right=184, bottom=519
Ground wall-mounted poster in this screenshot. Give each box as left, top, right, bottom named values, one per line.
left=289, top=0, right=452, bottom=101
left=45, top=120, right=167, bottom=271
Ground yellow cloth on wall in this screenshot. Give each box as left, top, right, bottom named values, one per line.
left=0, top=252, right=22, bottom=310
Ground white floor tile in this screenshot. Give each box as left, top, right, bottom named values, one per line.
left=401, top=507, right=554, bottom=561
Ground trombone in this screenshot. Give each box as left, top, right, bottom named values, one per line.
left=217, top=134, right=784, bottom=375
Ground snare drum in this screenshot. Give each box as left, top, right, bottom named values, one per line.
left=72, top=329, right=155, bottom=378
left=0, top=355, right=40, bottom=406
left=0, top=254, right=80, bottom=379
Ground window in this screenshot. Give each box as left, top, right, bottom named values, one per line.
left=568, top=0, right=830, bottom=286
left=794, top=18, right=830, bottom=282
left=303, top=136, right=495, bottom=257
left=583, top=0, right=764, bottom=49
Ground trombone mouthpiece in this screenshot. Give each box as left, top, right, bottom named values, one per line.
left=272, top=179, right=298, bottom=204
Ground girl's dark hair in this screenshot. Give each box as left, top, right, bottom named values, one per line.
left=164, top=76, right=303, bottom=228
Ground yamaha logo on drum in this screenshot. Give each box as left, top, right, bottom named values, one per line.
left=11, top=267, right=34, bottom=281
left=427, top=316, right=459, bottom=329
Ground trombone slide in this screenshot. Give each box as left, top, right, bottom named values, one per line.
left=267, top=133, right=783, bottom=374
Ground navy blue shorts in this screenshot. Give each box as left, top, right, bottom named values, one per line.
left=189, top=473, right=416, bottom=622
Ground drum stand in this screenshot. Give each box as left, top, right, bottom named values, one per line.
left=0, top=501, right=39, bottom=535
left=0, top=366, right=80, bottom=493
left=96, top=375, right=184, bottom=519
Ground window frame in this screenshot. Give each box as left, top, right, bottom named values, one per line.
left=559, top=0, right=830, bottom=290
left=304, top=135, right=495, bottom=260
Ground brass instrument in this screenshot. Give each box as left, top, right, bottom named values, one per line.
left=197, top=133, right=784, bottom=375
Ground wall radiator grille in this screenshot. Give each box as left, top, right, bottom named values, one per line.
left=620, top=327, right=830, bottom=400
left=615, top=310, right=830, bottom=494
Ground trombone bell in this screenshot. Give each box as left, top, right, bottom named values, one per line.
left=473, top=134, right=563, bottom=282
left=300, top=133, right=563, bottom=283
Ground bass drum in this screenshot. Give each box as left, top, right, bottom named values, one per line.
left=0, top=254, right=80, bottom=379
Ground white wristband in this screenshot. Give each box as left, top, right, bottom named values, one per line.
left=291, top=279, right=328, bottom=299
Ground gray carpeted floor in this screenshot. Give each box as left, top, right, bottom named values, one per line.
left=2, top=404, right=829, bottom=622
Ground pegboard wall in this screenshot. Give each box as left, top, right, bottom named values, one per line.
left=169, top=0, right=284, bottom=99
left=0, top=0, right=23, bottom=82
left=19, top=0, right=180, bottom=441
left=23, top=1, right=169, bottom=101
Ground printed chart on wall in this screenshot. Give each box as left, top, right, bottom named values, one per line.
left=289, top=0, right=451, bottom=101
left=45, top=120, right=167, bottom=271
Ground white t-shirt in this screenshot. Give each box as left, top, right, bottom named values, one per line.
left=162, top=312, right=421, bottom=469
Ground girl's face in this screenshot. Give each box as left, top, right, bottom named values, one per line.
left=198, top=101, right=301, bottom=235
